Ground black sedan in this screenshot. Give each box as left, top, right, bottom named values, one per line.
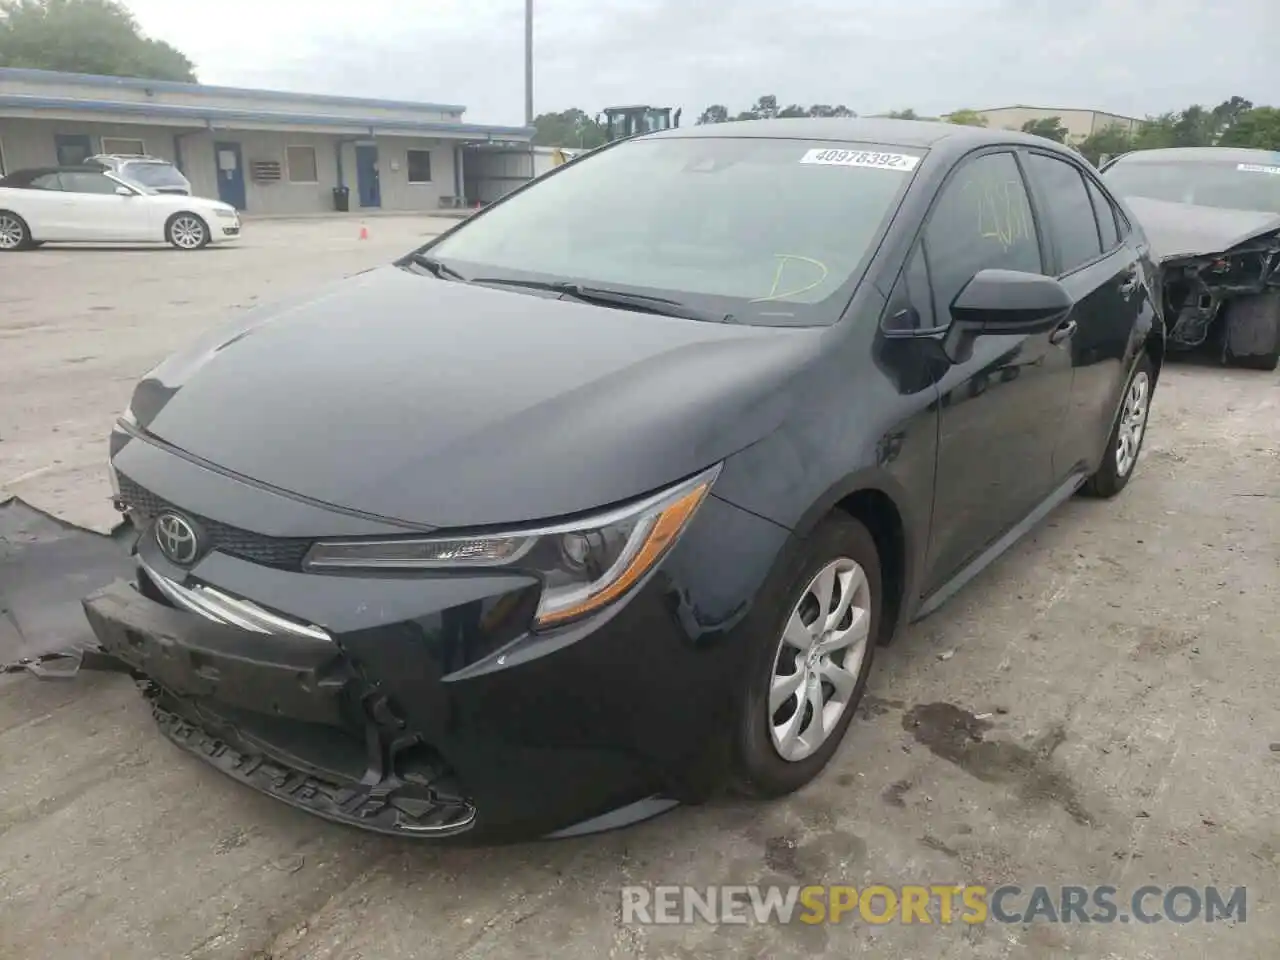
left=84, top=118, right=1164, bottom=842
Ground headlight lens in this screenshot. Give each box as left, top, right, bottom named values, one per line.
left=214, top=207, right=238, bottom=219
left=304, top=464, right=720, bottom=628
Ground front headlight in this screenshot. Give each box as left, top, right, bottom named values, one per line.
left=304, top=464, right=721, bottom=628
left=213, top=207, right=238, bottom=219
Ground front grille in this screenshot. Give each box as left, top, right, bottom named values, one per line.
left=117, top=474, right=314, bottom=570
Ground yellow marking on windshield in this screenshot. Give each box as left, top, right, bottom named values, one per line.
left=750, top=254, right=830, bottom=303
left=961, top=179, right=1033, bottom=251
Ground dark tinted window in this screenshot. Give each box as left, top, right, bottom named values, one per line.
left=30, top=173, right=62, bottom=190
left=1026, top=153, right=1102, bottom=272
left=882, top=243, right=936, bottom=333
left=58, top=172, right=121, bottom=194
left=1085, top=177, right=1120, bottom=250
left=924, top=152, right=1042, bottom=315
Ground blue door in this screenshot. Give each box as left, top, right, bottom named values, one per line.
left=55, top=134, right=93, bottom=166
left=213, top=141, right=247, bottom=211
left=356, top=144, right=381, bottom=208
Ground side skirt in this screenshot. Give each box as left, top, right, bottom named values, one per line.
left=912, top=470, right=1088, bottom=621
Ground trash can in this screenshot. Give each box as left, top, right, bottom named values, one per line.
left=332, top=185, right=350, bottom=212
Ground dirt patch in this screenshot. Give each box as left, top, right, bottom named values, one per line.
left=902, top=703, right=1093, bottom=826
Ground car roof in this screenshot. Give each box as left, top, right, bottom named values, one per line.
left=1108, top=146, right=1280, bottom=165
left=644, top=116, right=1072, bottom=153
left=2, top=164, right=115, bottom=179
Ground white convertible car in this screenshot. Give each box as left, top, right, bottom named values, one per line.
left=0, top=164, right=241, bottom=251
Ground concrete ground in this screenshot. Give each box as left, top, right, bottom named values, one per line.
left=1, top=221, right=1278, bottom=959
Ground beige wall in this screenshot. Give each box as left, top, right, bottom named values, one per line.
left=974, top=107, right=1140, bottom=144
left=0, top=116, right=463, bottom=213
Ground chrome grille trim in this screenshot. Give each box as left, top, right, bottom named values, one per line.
left=140, top=559, right=332, bottom=643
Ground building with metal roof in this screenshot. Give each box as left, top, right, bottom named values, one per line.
left=0, top=67, right=535, bottom=214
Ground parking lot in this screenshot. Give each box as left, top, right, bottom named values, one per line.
left=2, top=217, right=1278, bottom=960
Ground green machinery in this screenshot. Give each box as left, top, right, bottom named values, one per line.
left=599, top=105, right=683, bottom=143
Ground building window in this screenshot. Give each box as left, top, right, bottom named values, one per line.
left=101, top=137, right=146, bottom=156
left=407, top=149, right=432, bottom=184
left=286, top=146, right=319, bottom=184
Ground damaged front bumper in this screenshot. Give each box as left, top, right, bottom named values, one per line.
left=82, top=576, right=479, bottom=837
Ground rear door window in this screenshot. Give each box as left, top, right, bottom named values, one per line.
left=1084, top=176, right=1120, bottom=251
left=1025, top=153, right=1103, bottom=273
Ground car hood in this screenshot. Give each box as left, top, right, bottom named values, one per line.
left=128, top=265, right=823, bottom=529
left=1125, top=196, right=1280, bottom=261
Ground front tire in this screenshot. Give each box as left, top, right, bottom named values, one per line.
left=1081, top=353, right=1154, bottom=499
left=166, top=213, right=210, bottom=250
left=1222, top=291, right=1280, bottom=372
left=0, top=210, right=33, bottom=251
left=732, top=514, right=881, bottom=798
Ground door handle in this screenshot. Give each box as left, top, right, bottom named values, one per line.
left=1049, top=318, right=1078, bottom=345
left=1118, top=266, right=1141, bottom=300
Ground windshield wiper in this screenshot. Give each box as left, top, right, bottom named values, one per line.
left=406, top=253, right=469, bottom=281
left=465, top=277, right=736, bottom=323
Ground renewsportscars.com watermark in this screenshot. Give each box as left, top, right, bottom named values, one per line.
left=621, top=884, right=1248, bottom=926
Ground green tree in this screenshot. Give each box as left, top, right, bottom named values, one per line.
left=0, top=0, right=196, bottom=81
left=1021, top=116, right=1068, bottom=142
left=807, top=104, right=855, bottom=118
left=885, top=108, right=918, bottom=120
left=945, top=108, right=988, bottom=127
left=531, top=108, right=606, bottom=148
left=1210, top=96, right=1253, bottom=141
left=1076, top=124, right=1134, bottom=165
left=1130, top=113, right=1177, bottom=150
left=778, top=103, right=808, bottom=118
left=696, top=104, right=729, bottom=125
left=1218, top=106, right=1280, bottom=149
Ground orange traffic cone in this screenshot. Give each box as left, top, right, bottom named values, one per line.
left=359, top=225, right=368, bottom=240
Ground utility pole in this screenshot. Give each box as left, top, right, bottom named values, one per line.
left=524, top=0, right=534, bottom=127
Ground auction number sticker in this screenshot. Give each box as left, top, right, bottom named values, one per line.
left=800, top=148, right=921, bottom=171
left=1237, top=163, right=1280, bottom=175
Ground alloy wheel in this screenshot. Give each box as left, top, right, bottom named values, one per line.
left=170, top=216, right=206, bottom=249
left=1115, top=370, right=1150, bottom=477
left=768, top=557, right=872, bottom=763
left=0, top=214, right=25, bottom=250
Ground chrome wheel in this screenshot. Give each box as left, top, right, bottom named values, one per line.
left=0, top=213, right=26, bottom=250
left=768, top=557, right=872, bottom=763
left=1115, top=370, right=1150, bottom=477
left=170, top=215, right=206, bottom=249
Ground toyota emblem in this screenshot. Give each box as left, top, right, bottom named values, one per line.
left=155, top=512, right=201, bottom=565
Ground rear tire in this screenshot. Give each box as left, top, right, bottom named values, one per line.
left=166, top=213, right=209, bottom=250
left=732, top=514, right=881, bottom=798
left=0, top=210, right=33, bottom=251
left=1221, top=291, right=1280, bottom=372
left=1081, top=353, right=1154, bottom=499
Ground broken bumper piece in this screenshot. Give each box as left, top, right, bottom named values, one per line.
left=81, top=579, right=478, bottom=838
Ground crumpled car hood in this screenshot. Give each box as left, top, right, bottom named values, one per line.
left=1126, top=196, right=1280, bottom=262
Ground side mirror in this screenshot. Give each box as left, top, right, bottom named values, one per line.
left=115, top=185, right=134, bottom=197
left=942, top=269, right=1072, bottom=363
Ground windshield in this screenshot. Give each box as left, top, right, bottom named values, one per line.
left=422, top=136, right=923, bottom=326
left=124, top=162, right=188, bottom=189
left=1103, top=157, right=1280, bottom=214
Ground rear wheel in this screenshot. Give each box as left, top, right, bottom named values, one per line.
left=1222, top=291, right=1280, bottom=372
left=732, top=514, right=880, bottom=798
left=166, top=213, right=209, bottom=250
left=0, top=211, right=33, bottom=251
left=1081, top=353, right=1154, bottom=499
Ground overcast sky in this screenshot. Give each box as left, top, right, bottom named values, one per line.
left=120, top=0, right=1279, bottom=126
